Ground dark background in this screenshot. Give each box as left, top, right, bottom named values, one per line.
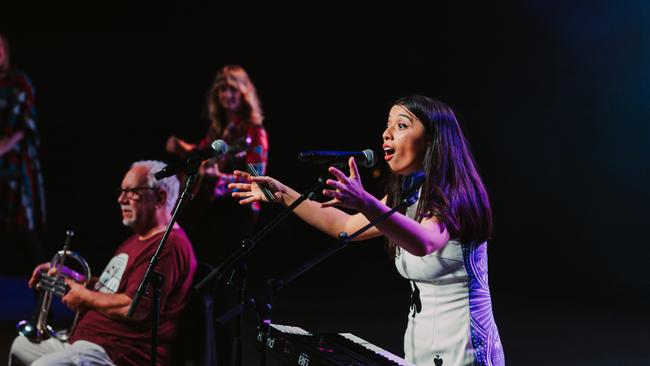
left=1, top=1, right=649, bottom=365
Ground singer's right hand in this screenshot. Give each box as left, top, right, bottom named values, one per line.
left=29, top=262, right=51, bottom=289
left=229, top=170, right=284, bottom=204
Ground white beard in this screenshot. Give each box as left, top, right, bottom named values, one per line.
left=121, top=206, right=136, bottom=227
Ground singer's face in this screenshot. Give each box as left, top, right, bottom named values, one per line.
left=117, top=166, right=157, bottom=231
left=382, top=105, right=427, bottom=175
left=218, top=83, right=242, bottom=112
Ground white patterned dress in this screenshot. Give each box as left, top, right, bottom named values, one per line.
left=394, top=200, right=504, bottom=366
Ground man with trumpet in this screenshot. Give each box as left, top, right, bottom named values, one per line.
left=9, top=160, right=197, bottom=366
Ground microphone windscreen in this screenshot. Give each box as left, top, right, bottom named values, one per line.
left=361, top=149, right=376, bottom=168
left=211, top=139, right=229, bottom=155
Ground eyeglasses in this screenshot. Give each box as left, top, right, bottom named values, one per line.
left=117, top=187, right=158, bottom=200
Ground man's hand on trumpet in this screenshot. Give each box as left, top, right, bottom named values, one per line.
left=62, top=279, right=90, bottom=311
left=28, top=262, right=51, bottom=289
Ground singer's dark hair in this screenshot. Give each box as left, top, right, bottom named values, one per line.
left=385, top=95, right=493, bottom=257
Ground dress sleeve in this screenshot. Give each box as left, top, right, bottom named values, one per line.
left=213, top=126, right=268, bottom=195
left=244, top=126, right=268, bottom=175
left=213, top=126, right=268, bottom=215
left=14, top=73, right=38, bottom=140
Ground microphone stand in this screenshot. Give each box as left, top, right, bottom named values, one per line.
left=226, top=262, right=247, bottom=366
left=127, top=169, right=199, bottom=366
left=194, top=172, right=329, bottom=366
left=217, top=185, right=422, bottom=366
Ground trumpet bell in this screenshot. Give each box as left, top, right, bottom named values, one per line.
left=16, top=320, right=55, bottom=343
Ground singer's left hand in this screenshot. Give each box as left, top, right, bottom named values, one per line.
left=322, top=157, right=371, bottom=211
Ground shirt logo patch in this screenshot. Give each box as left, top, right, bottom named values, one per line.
left=95, top=253, right=128, bottom=293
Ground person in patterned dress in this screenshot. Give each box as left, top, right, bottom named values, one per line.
left=0, top=33, right=47, bottom=274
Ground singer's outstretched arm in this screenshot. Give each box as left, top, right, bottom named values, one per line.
left=230, top=157, right=449, bottom=256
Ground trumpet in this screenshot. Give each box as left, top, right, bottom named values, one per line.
left=16, top=230, right=92, bottom=343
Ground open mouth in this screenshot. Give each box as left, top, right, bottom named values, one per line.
left=383, top=146, right=395, bottom=161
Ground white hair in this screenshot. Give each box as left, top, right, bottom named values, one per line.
left=130, top=160, right=179, bottom=214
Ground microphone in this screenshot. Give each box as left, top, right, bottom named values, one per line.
left=298, top=149, right=376, bottom=168
left=154, top=139, right=228, bottom=180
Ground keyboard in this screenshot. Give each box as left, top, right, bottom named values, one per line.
left=257, top=324, right=414, bottom=366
